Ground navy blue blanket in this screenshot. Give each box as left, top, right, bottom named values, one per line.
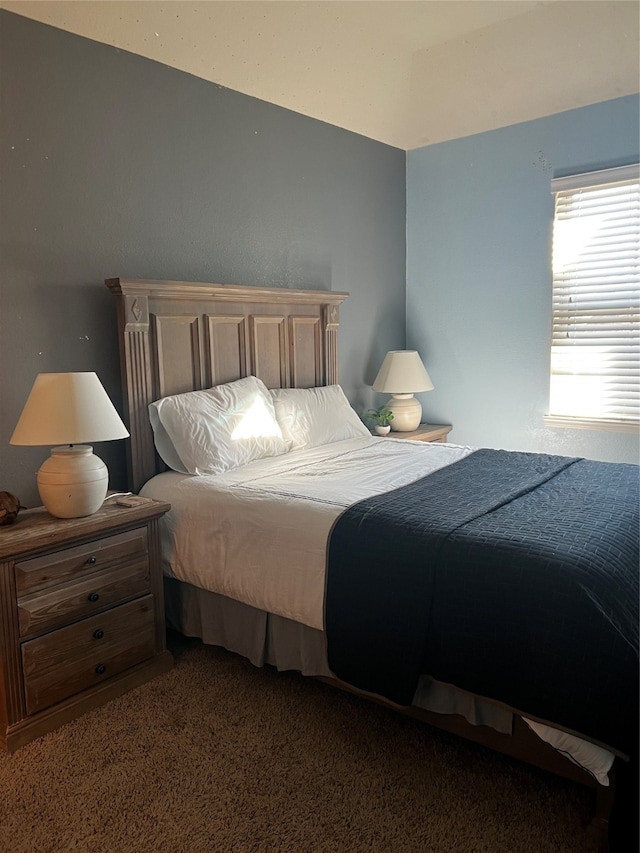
left=325, top=449, right=639, bottom=756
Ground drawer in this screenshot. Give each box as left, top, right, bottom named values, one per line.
left=22, top=595, right=156, bottom=715
left=17, top=559, right=151, bottom=638
left=15, top=527, right=148, bottom=596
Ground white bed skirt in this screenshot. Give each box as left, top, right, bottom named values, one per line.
left=164, top=576, right=513, bottom=734
left=164, top=578, right=615, bottom=788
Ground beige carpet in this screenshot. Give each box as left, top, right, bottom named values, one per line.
left=1, top=633, right=601, bottom=853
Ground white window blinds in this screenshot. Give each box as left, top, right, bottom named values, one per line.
left=548, top=164, right=639, bottom=429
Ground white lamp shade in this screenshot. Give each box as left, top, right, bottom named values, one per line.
left=372, top=351, right=434, bottom=432
left=10, top=373, right=129, bottom=446
left=372, top=351, right=434, bottom=394
left=10, top=373, right=129, bottom=518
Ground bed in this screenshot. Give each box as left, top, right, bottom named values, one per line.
left=106, top=277, right=638, bottom=850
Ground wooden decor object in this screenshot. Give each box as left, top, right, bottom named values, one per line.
left=106, top=279, right=348, bottom=492
left=0, top=499, right=173, bottom=752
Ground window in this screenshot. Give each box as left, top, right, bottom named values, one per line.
left=545, top=164, right=639, bottom=431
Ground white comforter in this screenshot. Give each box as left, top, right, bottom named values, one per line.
left=140, top=436, right=473, bottom=630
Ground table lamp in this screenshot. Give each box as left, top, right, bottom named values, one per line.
left=10, top=372, right=130, bottom=518
left=372, top=350, right=434, bottom=432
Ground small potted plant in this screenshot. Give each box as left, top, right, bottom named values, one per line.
left=366, top=405, right=394, bottom=436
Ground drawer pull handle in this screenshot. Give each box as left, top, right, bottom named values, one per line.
left=95, top=664, right=107, bottom=675
left=88, top=592, right=100, bottom=603
left=93, top=629, right=104, bottom=640
left=86, top=556, right=97, bottom=565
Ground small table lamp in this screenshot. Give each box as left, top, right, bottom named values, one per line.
left=372, top=350, right=434, bottom=432
left=10, top=372, right=130, bottom=518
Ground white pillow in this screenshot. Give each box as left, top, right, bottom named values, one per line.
left=149, top=376, right=288, bottom=475
left=270, top=385, right=369, bottom=451
left=148, top=403, right=189, bottom=473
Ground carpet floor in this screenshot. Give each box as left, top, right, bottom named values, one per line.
left=0, top=633, right=602, bottom=853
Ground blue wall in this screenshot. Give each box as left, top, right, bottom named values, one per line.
left=2, top=9, right=637, bottom=507
left=407, top=95, right=639, bottom=463
left=0, top=11, right=406, bottom=505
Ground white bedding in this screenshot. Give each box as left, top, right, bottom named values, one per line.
left=140, top=436, right=473, bottom=630
left=140, top=434, right=614, bottom=785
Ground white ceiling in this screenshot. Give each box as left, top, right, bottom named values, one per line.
left=2, top=0, right=639, bottom=150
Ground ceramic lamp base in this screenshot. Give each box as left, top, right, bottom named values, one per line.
left=388, top=394, right=422, bottom=432
left=37, top=445, right=109, bottom=518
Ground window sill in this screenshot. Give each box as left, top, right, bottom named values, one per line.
left=544, top=415, right=639, bottom=434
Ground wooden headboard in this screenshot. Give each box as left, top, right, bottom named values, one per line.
left=105, top=278, right=349, bottom=492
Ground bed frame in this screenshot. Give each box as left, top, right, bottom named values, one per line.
left=106, top=277, right=615, bottom=845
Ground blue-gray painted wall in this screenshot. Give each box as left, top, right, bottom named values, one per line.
left=0, top=11, right=406, bottom=505
left=1, top=10, right=637, bottom=509
left=407, top=95, right=639, bottom=463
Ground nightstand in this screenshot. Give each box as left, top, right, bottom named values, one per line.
left=388, top=423, right=452, bottom=443
left=0, top=497, right=173, bottom=752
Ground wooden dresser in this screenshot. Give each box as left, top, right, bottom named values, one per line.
left=388, top=423, right=452, bottom=443
left=0, top=497, right=173, bottom=752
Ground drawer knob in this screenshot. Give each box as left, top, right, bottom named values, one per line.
left=93, top=629, right=104, bottom=640
left=88, top=592, right=100, bottom=603
left=95, top=664, right=107, bottom=675
left=86, top=556, right=97, bottom=565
